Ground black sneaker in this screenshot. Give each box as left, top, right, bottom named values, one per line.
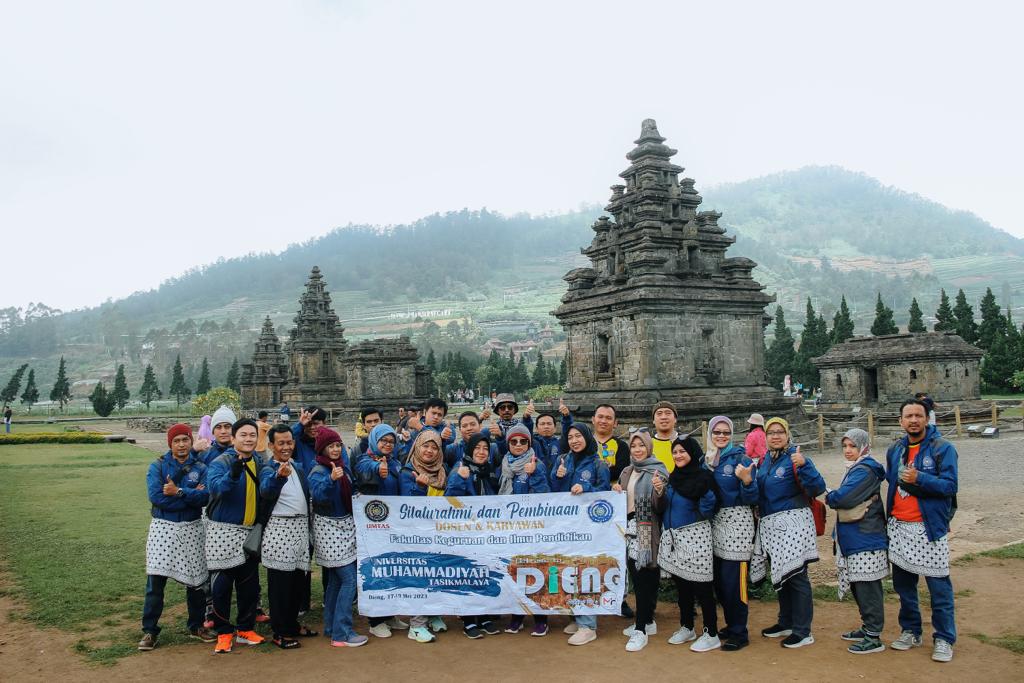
left=761, top=623, right=793, bottom=638
left=722, top=638, right=749, bottom=651
left=480, top=620, right=501, bottom=635
left=464, top=625, right=485, bottom=639
left=841, top=628, right=865, bottom=642
left=620, top=601, right=635, bottom=619
left=781, top=633, right=815, bottom=648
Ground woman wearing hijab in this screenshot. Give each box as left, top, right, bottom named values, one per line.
left=826, top=428, right=888, bottom=655
left=552, top=422, right=611, bottom=646
left=656, top=437, right=719, bottom=652
left=445, top=433, right=502, bottom=639
left=752, top=417, right=826, bottom=649
left=198, top=414, right=214, bottom=443
left=399, top=430, right=449, bottom=641
left=309, top=427, right=368, bottom=648
left=612, top=431, right=668, bottom=651
left=705, top=415, right=758, bottom=651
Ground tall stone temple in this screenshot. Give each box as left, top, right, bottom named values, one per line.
left=240, top=266, right=430, bottom=414
left=553, top=119, right=799, bottom=420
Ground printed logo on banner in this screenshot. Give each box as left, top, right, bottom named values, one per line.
left=587, top=499, right=614, bottom=523
left=360, top=551, right=504, bottom=596
left=364, top=500, right=390, bottom=523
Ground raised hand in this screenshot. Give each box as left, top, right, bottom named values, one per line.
left=900, top=464, right=918, bottom=484
left=652, top=473, right=665, bottom=494
left=488, top=422, right=502, bottom=438
left=524, top=454, right=537, bottom=475
left=555, top=456, right=568, bottom=479
left=440, top=423, right=452, bottom=440
left=481, top=407, right=492, bottom=421
left=791, top=446, right=805, bottom=468
left=299, top=409, right=312, bottom=426
left=558, top=397, right=569, bottom=417
left=458, top=465, right=471, bottom=480
left=378, top=459, right=389, bottom=478
left=193, top=437, right=210, bottom=452
left=277, top=459, right=293, bottom=478
left=330, top=462, right=345, bottom=481
left=415, top=470, right=430, bottom=486
left=525, top=399, right=536, bottom=417
left=734, top=462, right=754, bottom=484
left=408, top=414, right=423, bottom=431
left=162, top=475, right=179, bottom=496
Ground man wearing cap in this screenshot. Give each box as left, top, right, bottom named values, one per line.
left=200, top=405, right=238, bottom=465
left=139, top=424, right=213, bottom=650
left=490, top=393, right=536, bottom=455
left=650, top=401, right=680, bottom=472
left=743, top=413, right=767, bottom=465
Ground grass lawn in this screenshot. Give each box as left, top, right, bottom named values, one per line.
left=0, top=442, right=323, bottom=664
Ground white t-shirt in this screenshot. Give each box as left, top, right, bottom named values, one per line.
left=272, top=461, right=308, bottom=517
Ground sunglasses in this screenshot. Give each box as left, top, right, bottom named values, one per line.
left=711, top=430, right=732, bottom=436
left=627, top=426, right=650, bottom=434
left=508, top=438, right=530, bottom=446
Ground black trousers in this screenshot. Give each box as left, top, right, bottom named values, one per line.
left=627, top=557, right=661, bottom=631
left=851, top=579, right=885, bottom=637
left=673, top=575, right=718, bottom=636
left=776, top=567, right=813, bottom=638
left=267, top=567, right=304, bottom=638
left=211, top=556, right=260, bottom=635
left=713, top=556, right=749, bottom=641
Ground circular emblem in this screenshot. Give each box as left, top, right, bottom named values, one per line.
left=581, top=470, right=592, bottom=481
left=587, top=499, right=614, bottom=523
left=364, top=499, right=390, bottom=523
left=775, top=466, right=786, bottom=478
left=922, top=456, right=934, bottom=468
left=723, top=464, right=734, bottom=476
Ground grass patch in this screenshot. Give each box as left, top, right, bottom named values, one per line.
left=981, top=543, right=1024, bottom=560
left=971, top=632, right=1024, bottom=655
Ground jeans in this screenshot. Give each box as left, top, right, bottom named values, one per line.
left=210, top=556, right=260, bottom=635
left=323, top=562, right=357, bottom=641
left=627, top=558, right=660, bottom=632
left=713, top=557, right=749, bottom=641
left=141, top=574, right=206, bottom=635
left=575, top=614, right=597, bottom=630
left=776, top=567, right=813, bottom=638
left=892, top=563, right=956, bottom=644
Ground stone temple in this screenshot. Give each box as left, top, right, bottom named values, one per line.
left=553, top=119, right=799, bottom=420
left=240, top=266, right=430, bottom=414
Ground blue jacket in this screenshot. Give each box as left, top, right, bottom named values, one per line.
left=444, top=440, right=501, bottom=470
left=444, top=466, right=498, bottom=497
left=826, top=456, right=887, bottom=556
left=658, top=487, right=717, bottom=530
left=354, top=453, right=402, bottom=495
left=206, top=450, right=267, bottom=524
left=549, top=453, right=611, bottom=493
left=755, top=447, right=826, bottom=517
left=532, top=433, right=564, bottom=470
left=399, top=462, right=448, bottom=496
left=885, top=425, right=958, bottom=542
left=308, top=457, right=355, bottom=518
left=147, top=451, right=208, bottom=522
left=495, top=451, right=551, bottom=494
left=711, top=444, right=758, bottom=509
left=199, top=439, right=233, bottom=466
left=258, top=459, right=311, bottom=514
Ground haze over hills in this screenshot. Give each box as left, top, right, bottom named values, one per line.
left=2, top=166, right=1022, bottom=389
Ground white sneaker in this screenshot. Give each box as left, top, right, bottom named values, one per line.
left=568, top=627, right=597, bottom=646
left=407, top=626, right=435, bottom=643
left=625, top=631, right=648, bottom=652
left=563, top=621, right=579, bottom=634
left=932, top=638, right=953, bottom=662
left=428, top=616, right=448, bottom=633
left=668, top=626, right=697, bottom=645
left=386, top=617, right=409, bottom=631
left=690, top=628, right=721, bottom=652
left=622, top=620, right=657, bottom=636
left=369, top=623, right=392, bottom=638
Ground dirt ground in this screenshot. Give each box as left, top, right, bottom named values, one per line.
left=1, top=425, right=1022, bottom=681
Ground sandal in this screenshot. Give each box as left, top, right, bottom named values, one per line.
left=296, top=626, right=319, bottom=637
left=273, top=637, right=301, bottom=649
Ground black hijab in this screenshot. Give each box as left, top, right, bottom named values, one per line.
left=668, top=436, right=715, bottom=500
left=462, top=432, right=494, bottom=495
left=561, top=422, right=598, bottom=465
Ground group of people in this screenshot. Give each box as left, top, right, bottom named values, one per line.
left=142, top=394, right=959, bottom=663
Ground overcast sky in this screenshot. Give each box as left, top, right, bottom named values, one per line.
left=2, top=0, right=1022, bottom=312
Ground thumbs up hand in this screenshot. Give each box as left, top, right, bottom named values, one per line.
left=525, top=399, right=536, bottom=417
left=652, top=473, right=665, bottom=494
left=162, top=475, right=179, bottom=496
left=555, top=456, right=568, bottom=479
left=524, top=454, right=537, bottom=475
left=791, top=446, right=805, bottom=468
left=378, top=459, right=389, bottom=479
left=440, top=423, right=452, bottom=440
left=558, top=397, right=569, bottom=417
left=735, top=462, right=753, bottom=484
left=481, top=407, right=492, bottom=421
left=330, top=462, right=345, bottom=481
left=458, top=465, right=471, bottom=479
left=415, top=471, right=430, bottom=486
left=489, top=422, right=502, bottom=438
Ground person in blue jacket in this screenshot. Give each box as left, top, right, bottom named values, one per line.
left=444, top=411, right=501, bottom=469
left=884, top=399, right=959, bottom=663
left=290, top=405, right=329, bottom=473
left=308, top=427, right=368, bottom=648
left=704, top=415, right=758, bottom=651
left=204, top=418, right=268, bottom=653
left=552, top=422, right=610, bottom=646
left=532, top=412, right=568, bottom=470
left=445, top=432, right=501, bottom=639
left=400, top=397, right=456, bottom=461
left=754, top=417, right=826, bottom=650
left=655, top=436, right=720, bottom=653
left=199, top=405, right=237, bottom=465
left=826, top=428, right=888, bottom=655
left=139, top=423, right=212, bottom=651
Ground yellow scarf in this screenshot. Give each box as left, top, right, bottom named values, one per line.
left=242, top=458, right=257, bottom=526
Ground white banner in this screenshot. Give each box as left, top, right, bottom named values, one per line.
left=354, top=492, right=626, bottom=616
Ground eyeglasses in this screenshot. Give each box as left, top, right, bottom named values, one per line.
left=508, top=438, right=530, bottom=446
left=711, top=430, right=732, bottom=437
left=378, top=437, right=396, bottom=445
left=765, top=430, right=788, bottom=436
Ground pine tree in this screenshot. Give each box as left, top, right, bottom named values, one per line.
left=426, top=349, right=437, bottom=373
left=89, top=382, right=117, bottom=417
left=139, top=364, right=162, bottom=409
left=49, top=356, right=71, bottom=411
left=794, top=300, right=830, bottom=387
left=765, top=306, right=797, bottom=389
left=531, top=355, right=548, bottom=387
left=977, top=287, right=1005, bottom=351
left=558, top=358, right=567, bottom=386
left=111, top=364, right=130, bottom=410
left=934, top=289, right=955, bottom=332
left=981, top=320, right=1015, bottom=392
left=870, top=294, right=899, bottom=336
left=20, top=369, right=39, bottom=411
left=831, top=296, right=855, bottom=344
left=225, top=357, right=240, bottom=391
left=952, top=289, right=978, bottom=343
left=514, top=355, right=529, bottom=393
left=168, top=355, right=191, bottom=406
left=907, top=298, right=927, bottom=333
left=196, top=357, right=212, bottom=395
left=1, top=363, right=28, bottom=404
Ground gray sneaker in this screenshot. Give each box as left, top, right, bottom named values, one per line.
left=932, top=638, right=953, bottom=662
left=891, top=630, right=923, bottom=650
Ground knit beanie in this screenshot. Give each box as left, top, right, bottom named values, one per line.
left=314, top=427, right=342, bottom=455
left=211, top=405, right=238, bottom=428
left=166, top=423, right=193, bottom=448
left=652, top=400, right=677, bottom=417
left=505, top=423, right=532, bottom=446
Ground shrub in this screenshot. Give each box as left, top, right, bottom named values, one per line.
left=191, top=387, right=241, bottom=417
left=0, top=433, right=107, bottom=445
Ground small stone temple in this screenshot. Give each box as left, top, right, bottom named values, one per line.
left=812, top=332, right=983, bottom=409
left=240, top=266, right=430, bottom=413
left=553, top=119, right=800, bottom=420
